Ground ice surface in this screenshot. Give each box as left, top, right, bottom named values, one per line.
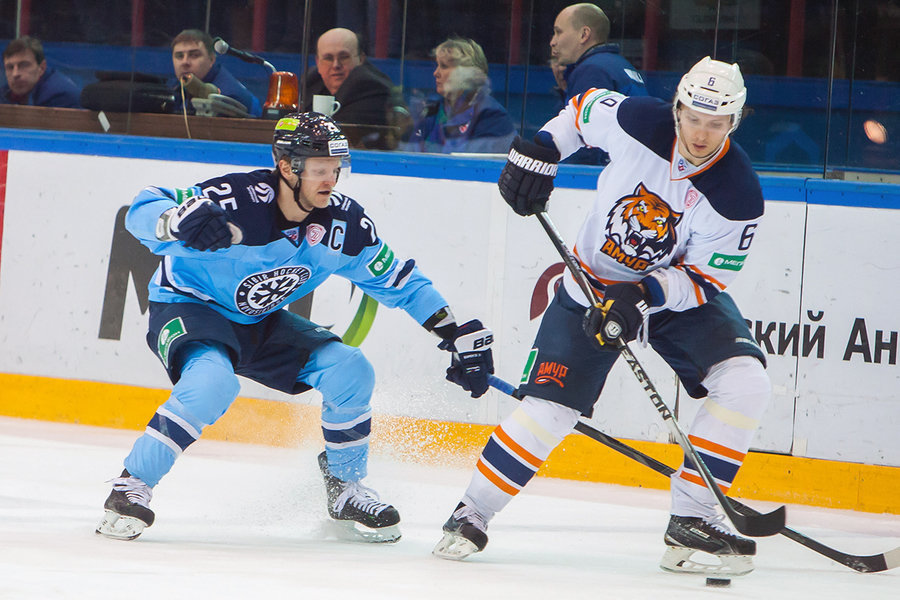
left=0, top=417, right=897, bottom=599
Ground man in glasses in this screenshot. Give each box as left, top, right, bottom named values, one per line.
left=302, top=28, right=408, bottom=146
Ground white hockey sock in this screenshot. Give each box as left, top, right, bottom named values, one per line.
left=671, top=356, right=770, bottom=517
left=462, top=396, right=579, bottom=521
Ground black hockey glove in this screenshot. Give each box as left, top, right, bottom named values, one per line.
left=583, top=283, right=650, bottom=349
left=498, top=136, right=561, bottom=216
left=162, top=196, right=240, bottom=251
left=437, top=319, right=495, bottom=398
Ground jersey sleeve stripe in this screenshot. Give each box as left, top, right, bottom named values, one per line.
left=685, top=264, right=726, bottom=290
left=676, top=264, right=722, bottom=304
left=572, top=88, right=599, bottom=133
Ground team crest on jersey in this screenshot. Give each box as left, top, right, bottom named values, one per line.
left=235, top=266, right=311, bottom=316
left=685, top=188, right=700, bottom=208
left=305, top=223, right=326, bottom=246
left=601, top=183, right=682, bottom=271
left=247, top=182, right=275, bottom=204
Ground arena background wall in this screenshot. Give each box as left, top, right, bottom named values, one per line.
left=0, top=130, right=897, bottom=515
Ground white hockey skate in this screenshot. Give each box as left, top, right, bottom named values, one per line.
left=433, top=502, right=489, bottom=561
left=660, top=514, right=755, bottom=576
left=95, top=470, right=155, bottom=541
left=318, top=452, right=401, bottom=543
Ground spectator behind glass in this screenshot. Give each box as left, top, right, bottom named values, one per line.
left=551, top=3, right=647, bottom=164
left=403, top=37, right=516, bottom=154
left=1, top=36, right=80, bottom=108
left=170, top=29, right=262, bottom=118
left=302, top=28, right=407, bottom=132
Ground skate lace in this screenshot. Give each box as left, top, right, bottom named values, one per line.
left=334, top=481, right=389, bottom=516
left=453, top=504, right=487, bottom=532
left=110, top=475, right=153, bottom=508
left=702, top=514, right=735, bottom=538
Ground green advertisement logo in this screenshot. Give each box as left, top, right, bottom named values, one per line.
left=367, top=243, right=395, bottom=277
left=157, top=317, right=187, bottom=366
left=708, top=253, right=746, bottom=271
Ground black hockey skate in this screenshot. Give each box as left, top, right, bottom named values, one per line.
left=660, top=514, right=756, bottom=576
left=433, top=502, right=489, bottom=561
left=317, top=451, right=401, bottom=543
left=95, top=470, right=155, bottom=541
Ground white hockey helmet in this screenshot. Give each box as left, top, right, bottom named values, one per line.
left=676, top=56, right=746, bottom=130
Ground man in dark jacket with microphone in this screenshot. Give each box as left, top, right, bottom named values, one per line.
left=170, top=29, right=262, bottom=117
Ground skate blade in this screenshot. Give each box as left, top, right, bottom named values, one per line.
left=95, top=510, right=147, bottom=541
left=660, top=546, right=754, bottom=576
left=433, top=531, right=480, bottom=561
left=325, top=519, right=401, bottom=544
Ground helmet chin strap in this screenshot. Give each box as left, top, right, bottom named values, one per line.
left=278, top=169, right=315, bottom=215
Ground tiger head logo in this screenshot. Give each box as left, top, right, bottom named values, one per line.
left=605, top=183, right=682, bottom=265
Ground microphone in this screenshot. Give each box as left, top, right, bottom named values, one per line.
left=213, top=37, right=275, bottom=73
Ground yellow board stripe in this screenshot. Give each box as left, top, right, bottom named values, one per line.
left=1, top=373, right=898, bottom=515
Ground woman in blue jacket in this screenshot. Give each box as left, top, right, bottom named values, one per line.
left=404, top=37, right=516, bottom=154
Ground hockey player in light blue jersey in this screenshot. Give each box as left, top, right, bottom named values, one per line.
left=96, top=112, right=494, bottom=543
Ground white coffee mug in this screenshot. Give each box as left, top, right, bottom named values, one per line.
left=312, top=95, right=341, bottom=117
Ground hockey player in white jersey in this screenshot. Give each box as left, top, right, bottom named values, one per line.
left=435, top=57, right=769, bottom=576
left=96, top=112, right=494, bottom=543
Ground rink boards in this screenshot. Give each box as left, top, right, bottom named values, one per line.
left=0, top=132, right=897, bottom=514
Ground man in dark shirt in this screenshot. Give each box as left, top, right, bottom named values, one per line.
left=302, top=28, right=408, bottom=141
left=1, top=36, right=80, bottom=108
left=550, top=3, right=647, bottom=164
left=170, top=29, right=262, bottom=118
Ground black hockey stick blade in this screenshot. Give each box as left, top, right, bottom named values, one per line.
left=489, top=380, right=900, bottom=573
left=731, top=500, right=900, bottom=572
left=728, top=501, right=786, bottom=537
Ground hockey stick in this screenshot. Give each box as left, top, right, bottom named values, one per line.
left=531, top=210, right=785, bottom=537
left=487, top=374, right=900, bottom=573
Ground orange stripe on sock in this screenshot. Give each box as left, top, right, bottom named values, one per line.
left=688, top=435, right=747, bottom=462
left=494, top=425, right=543, bottom=469
left=476, top=458, right=520, bottom=496
left=679, top=470, right=730, bottom=494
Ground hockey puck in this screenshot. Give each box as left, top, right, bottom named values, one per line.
left=705, top=578, right=731, bottom=587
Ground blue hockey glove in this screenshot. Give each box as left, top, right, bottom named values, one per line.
left=437, top=319, right=495, bottom=398
left=498, top=136, right=560, bottom=216
left=583, top=283, right=649, bottom=348
left=163, top=196, right=240, bottom=251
